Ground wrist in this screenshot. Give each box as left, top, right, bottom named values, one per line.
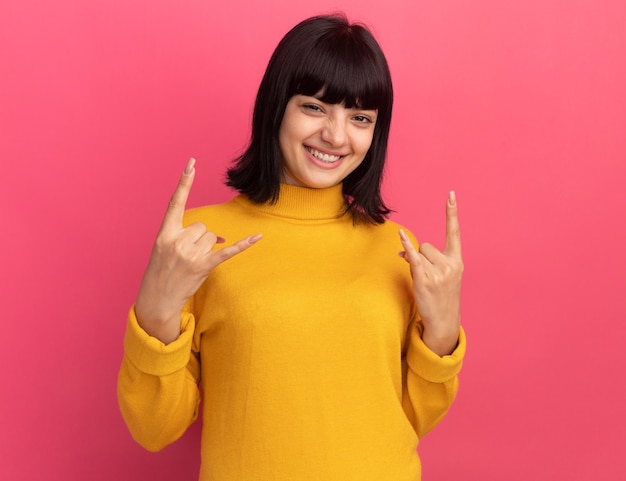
left=134, top=301, right=182, bottom=345
left=421, top=325, right=460, bottom=357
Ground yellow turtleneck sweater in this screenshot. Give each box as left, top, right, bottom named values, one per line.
left=118, top=184, right=466, bottom=481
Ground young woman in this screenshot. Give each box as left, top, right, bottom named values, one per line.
left=118, top=14, right=466, bottom=481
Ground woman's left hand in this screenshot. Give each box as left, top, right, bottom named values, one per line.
left=399, top=191, right=464, bottom=356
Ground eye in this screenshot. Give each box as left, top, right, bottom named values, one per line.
left=353, top=115, right=373, bottom=124
left=303, top=103, right=324, bottom=113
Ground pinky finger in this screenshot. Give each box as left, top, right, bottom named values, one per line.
left=399, top=230, right=428, bottom=278
left=399, top=229, right=419, bottom=262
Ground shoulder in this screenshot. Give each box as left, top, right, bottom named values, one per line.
left=349, top=217, right=419, bottom=253
left=182, top=195, right=245, bottom=227
left=364, top=217, right=418, bottom=242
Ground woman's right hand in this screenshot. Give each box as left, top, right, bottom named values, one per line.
left=135, top=158, right=262, bottom=344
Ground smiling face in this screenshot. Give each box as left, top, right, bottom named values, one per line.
left=278, top=94, right=378, bottom=189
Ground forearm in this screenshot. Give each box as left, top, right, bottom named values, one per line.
left=118, top=358, right=200, bottom=451
left=117, top=307, right=200, bottom=451
left=403, top=323, right=466, bottom=438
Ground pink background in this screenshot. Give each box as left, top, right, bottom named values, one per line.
left=1, top=0, right=625, bottom=479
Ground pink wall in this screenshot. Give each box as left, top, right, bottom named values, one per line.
left=1, top=0, right=625, bottom=479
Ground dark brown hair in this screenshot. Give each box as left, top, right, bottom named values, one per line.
left=226, top=14, right=394, bottom=223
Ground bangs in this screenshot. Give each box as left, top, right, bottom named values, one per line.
left=289, top=32, right=390, bottom=111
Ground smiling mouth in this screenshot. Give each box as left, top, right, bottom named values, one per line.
left=305, top=146, right=343, bottom=163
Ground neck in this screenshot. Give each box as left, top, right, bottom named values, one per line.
left=242, top=183, right=347, bottom=220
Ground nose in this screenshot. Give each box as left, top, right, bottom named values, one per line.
left=320, top=114, right=347, bottom=146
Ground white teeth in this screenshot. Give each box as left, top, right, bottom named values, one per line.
left=307, top=147, right=341, bottom=163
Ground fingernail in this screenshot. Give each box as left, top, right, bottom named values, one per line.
left=249, top=233, right=263, bottom=244
left=398, top=251, right=406, bottom=258
left=399, top=229, right=408, bottom=241
left=448, top=190, right=457, bottom=207
left=184, top=158, right=196, bottom=175
left=216, top=236, right=226, bottom=244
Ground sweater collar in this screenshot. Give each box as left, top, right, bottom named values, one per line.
left=238, top=183, right=348, bottom=220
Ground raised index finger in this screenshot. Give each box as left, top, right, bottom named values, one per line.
left=444, top=190, right=462, bottom=256
left=161, top=158, right=195, bottom=230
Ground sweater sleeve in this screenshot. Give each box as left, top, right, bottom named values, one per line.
left=117, top=305, right=201, bottom=452
left=401, top=320, right=466, bottom=439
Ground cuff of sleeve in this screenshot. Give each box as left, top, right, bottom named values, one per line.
left=123, top=306, right=195, bottom=377
left=406, top=325, right=466, bottom=383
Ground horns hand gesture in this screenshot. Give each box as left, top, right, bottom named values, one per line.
left=135, top=158, right=262, bottom=344
left=399, top=191, right=463, bottom=357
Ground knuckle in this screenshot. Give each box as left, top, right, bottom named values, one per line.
left=154, top=233, right=172, bottom=252
left=177, top=176, right=189, bottom=191
left=210, top=249, right=231, bottom=267
left=168, top=195, right=182, bottom=211
left=171, top=237, right=188, bottom=256
left=441, top=265, right=453, bottom=278
left=187, top=221, right=207, bottom=234
left=451, top=258, right=464, bottom=275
